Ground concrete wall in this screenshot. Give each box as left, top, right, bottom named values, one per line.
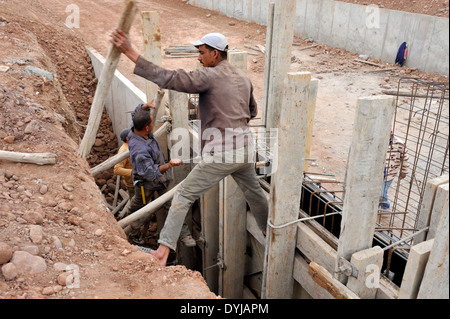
left=187, top=0, right=449, bottom=76
left=85, top=46, right=146, bottom=141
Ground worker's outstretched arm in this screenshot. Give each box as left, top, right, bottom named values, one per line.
left=110, top=28, right=139, bottom=63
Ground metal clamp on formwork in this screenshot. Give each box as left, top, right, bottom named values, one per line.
left=267, top=212, right=341, bottom=230
left=203, top=254, right=227, bottom=272
left=337, top=257, right=359, bottom=279
left=157, top=114, right=172, bottom=125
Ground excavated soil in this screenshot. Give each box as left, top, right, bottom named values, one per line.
left=0, top=0, right=448, bottom=300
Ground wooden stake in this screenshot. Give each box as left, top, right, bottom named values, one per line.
left=220, top=51, right=249, bottom=299
left=78, top=0, right=138, bottom=158
left=308, top=262, right=359, bottom=299
left=0, top=150, right=57, bottom=166
left=304, top=79, right=319, bottom=171
left=417, top=198, right=449, bottom=299
left=263, top=0, right=297, bottom=130
left=141, top=11, right=162, bottom=104
left=335, top=95, right=395, bottom=283
left=262, top=72, right=311, bottom=299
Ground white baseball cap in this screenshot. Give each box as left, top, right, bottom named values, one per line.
left=191, top=33, right=229, bottom=51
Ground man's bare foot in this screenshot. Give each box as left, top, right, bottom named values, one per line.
left=150, top=244, right=170, bottom=267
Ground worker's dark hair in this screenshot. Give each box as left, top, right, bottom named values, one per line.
left=205, top=44, right=228, bottom=59
left=133, top=111, right=152, bottom=131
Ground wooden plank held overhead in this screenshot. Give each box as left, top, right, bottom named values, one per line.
left=78, top=0, right=138, bottom=158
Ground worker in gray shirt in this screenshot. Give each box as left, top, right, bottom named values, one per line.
left=111, top=29, right=268, bottom=266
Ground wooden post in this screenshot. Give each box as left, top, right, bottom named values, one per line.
left=200, top=183, right=220, bottom=293
left=141, top=11, right=162, bottom=103
left=168, top=89, right=194, bottom=267
left=168, top=90, right=191, bottom=183
left=398, top=239, right=434, bottom=299
left=427, top=183, right=449, bottom=240
left=221, top=177, right=247, bottom=299
left=304, top=79, right=319, bottom=171
left=414, top=175, right=449, bottom=244
left=220, top=51, right=249, bottom=299
left=78, top=0, right=138, bottom=158
left=306, top=261, right=360, bottom=299
left=262, top=72, right=311, bottom=299
left=335, top=96, right=395, bottom=283
left=263, top=0, right=297, bottom=131
left=346, top=246, right=384, bottom=299
left=417, top=197, right=449, bottom=299
left=262, top=2, right=275, bottom=128
left=0, top=150, right=57, bottom=166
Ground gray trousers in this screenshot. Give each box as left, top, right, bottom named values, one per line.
left=159, top=146, right=268, bottom=251
left=126, top=186, right=191, bottom=241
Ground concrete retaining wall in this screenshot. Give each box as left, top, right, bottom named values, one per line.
left=187, top=0, right=449, bottom=76
left=85, top=46, right=146, bottom=141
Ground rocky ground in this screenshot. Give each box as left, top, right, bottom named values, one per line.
left=0, top=0, right=448, bottom=300
left=0, top=0, right=216, bottom=299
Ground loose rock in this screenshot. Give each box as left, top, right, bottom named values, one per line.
left=10, top=251, right=47, bottom=275
left=29, top=225, right=44, bottom=244
left=1, top=263, right=18, bottom=280
left=0, top=242, right=14, bottom=264
left=23, top=211, right=44, bottom=225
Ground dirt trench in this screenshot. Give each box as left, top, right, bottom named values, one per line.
left=1, top=0, right=448, bottom=300
left=0, top=0, right=216, bottom=299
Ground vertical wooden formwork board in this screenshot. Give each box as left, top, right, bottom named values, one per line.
left=263, top=0, right=297, bottom=131
left=304, top=79, right=319, bottom=171
left=335, top=96, right=395, bottom=283
left=141, top=11, right=168, bottom=156
left=262, top=72, right=311, bottom=299
left=417, top=197, right=449, bottom=299
left=141, top=11, right=162, bottom=104
left=220, top=51, right=249, bottom=299
left=168, top=90, right=195, bottom=268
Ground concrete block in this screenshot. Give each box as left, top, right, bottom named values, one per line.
left=406, top=14, right=434, bottom=69
left=364, top=7, right=389, bottom=59
left=423, top=17, right=449, bottom=75
left=259, top=0, right=269, bottom=26
left=251, top=0, right=261, bottom=24
left=295, top=0, right=307, bottom=38
left=241, top=0, right=251, bottom=22
left=381, top=9, right=404, bottom=64
left=330, top=1, right=352, bottom=49
left=226, top=0, right=234, bottom=18
left=218, top=0, right=227, bottom=16
left=303, top=0, right=321, bottom=40
left=317, top=0, right=335, bottom=45
left=346, top=4, right=367, bottom=54
left=233, top=0, right=245, bottom=20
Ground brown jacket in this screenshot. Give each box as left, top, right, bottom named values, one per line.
left=134, top=56, right=258, bottom=152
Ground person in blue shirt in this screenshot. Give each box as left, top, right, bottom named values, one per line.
left=123, top=110, right=195, bottom=248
